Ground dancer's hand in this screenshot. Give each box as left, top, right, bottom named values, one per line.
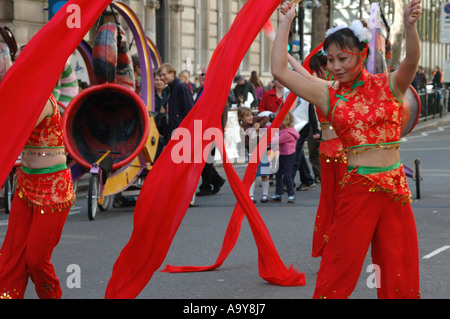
left=404, top=0, right=422, bottom=26
left=279, top=2, right=296, bottom=23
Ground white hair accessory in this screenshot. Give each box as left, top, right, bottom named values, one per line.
left=325, top=24, right=347, bottom=38
left=325, top=20, right=372, bottom=43
left=348, top=20, right=372, bottom=43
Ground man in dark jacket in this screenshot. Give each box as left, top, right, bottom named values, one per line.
left=432, top=66, right=443, bottom=89
left=158, top=63, right=194, bottom=144
left=233, top=73, right=258, bottom=109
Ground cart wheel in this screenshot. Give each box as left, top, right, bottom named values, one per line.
left=99, top=195, right=111, bottom=211
left=87, top=174, right=100, bottom=220
left=3, top=176, right=12, bottom=214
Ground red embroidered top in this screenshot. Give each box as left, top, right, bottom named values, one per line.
left=327, top=70, right=403, bottom=151
left=316, top=105, right=328, bottom=124
left=24, top=95, right=65, bottom=149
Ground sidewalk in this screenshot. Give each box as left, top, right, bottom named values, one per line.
left=412, top=112, right=450, bottom=134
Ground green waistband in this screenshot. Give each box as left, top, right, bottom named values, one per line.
left=347, top=160, right=401, bottom=174
left=22, top=163, right=68, bottom=175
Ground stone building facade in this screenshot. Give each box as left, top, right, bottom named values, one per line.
left=2, top=0, right=449, bottom=85
left=0, top=0, right=276, bottom=85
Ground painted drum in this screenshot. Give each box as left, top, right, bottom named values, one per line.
left=92, top=23, right=135, bottom=90
left=63, top=83, right=149, bottom=170
left=401, top=85, right=421, bottom=137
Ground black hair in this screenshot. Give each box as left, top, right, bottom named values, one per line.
left=309, top=53, right=328, bottom=78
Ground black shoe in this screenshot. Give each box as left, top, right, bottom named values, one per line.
left=113, top=199, right=123, bottom=208
left=269, top=195, right=282, bottom=202
left=196, top=189, right=212, bottom=196
left=296, top=183, right=316, bottom=191
left=212, top=179, right=226, bottom=194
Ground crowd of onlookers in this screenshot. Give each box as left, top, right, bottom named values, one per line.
left=141, top=63, right=321, bottom=204
left=412, top=65, right=444, bottom=93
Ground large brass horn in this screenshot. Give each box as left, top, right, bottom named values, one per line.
left=63, top=22, right=150, bottom=171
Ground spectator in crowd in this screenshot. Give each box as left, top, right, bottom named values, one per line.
left=432, top=66, right=443, bottom=89
left=249, top=70, right=265, bottom=103
left=258, top=78, right=284, bottom=114
left=233, top=73, right=258, bottom=109
left=238, top=107, right=270, bottom=203
left=132, top=54, right=141, bottom=95
left=270, top=111, right=299, bottom=203
left=195, top=66, right=229, bottom=196
left=415, top=66, right=427, bottom=92
left=158, top=63, right=194, bottom=144
left=179, top=69, right=196, bottom=95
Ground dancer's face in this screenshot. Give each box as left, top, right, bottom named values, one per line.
left=326, top=42, right=361, bottom=83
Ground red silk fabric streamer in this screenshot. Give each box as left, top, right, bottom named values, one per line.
left=162, top=94, right=301, bottom=279
left=161, top=34, right=325, bottom=280
left=302, top=42, right=324, bottom=74
left=0, top=0, right=112, bottom=186
left=106, top=0, right=305, bottom=299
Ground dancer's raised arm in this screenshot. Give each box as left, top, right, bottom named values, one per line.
left=391, top=0, right=422, bottom=100
left=271, top=1, right=328, bottom=115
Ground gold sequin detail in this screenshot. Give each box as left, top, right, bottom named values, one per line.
left=0, top=292, right=12, bottom=299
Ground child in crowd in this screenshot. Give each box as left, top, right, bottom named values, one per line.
left=270, top=111, right=299, bottom=203
left=238, top=107, right=270, bottom=203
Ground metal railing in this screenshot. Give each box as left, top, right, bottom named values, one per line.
left=418, top=88, right=449, bottom=121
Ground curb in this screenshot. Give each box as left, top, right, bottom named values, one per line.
left=411, top=114, right=450, bottom=134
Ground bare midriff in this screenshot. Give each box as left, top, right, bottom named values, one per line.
left=345, top=145, right=401, bottom=168
left=21, top=147, right=67, bottom=169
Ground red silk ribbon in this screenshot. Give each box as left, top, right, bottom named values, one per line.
left=161, top=37, right=326, bottom=282
left=105, top=0, right=306, bottom=299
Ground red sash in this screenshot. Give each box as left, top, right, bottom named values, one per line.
left=16, top=168, right=74, bottom=212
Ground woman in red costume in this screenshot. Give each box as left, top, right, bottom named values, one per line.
left=0, top=49, right=74, bottom=299
left=272, top=0, right=422, bottom=299
left=287, top=52, right=346, bottom=257
left=308, top=53, right=348, bottom=258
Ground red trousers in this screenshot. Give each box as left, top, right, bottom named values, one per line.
left=0, top=168, right=72, bottom=299
left=312, top=139, right=347, bottom=257
left=313, top=173, right=420, bottom=299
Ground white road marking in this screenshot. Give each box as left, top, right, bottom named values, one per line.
left=0, top=207, right=83, bottom=227
left=401, top=147, right=450, bottom=152
left=423, top=246, right=450, bottom=259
